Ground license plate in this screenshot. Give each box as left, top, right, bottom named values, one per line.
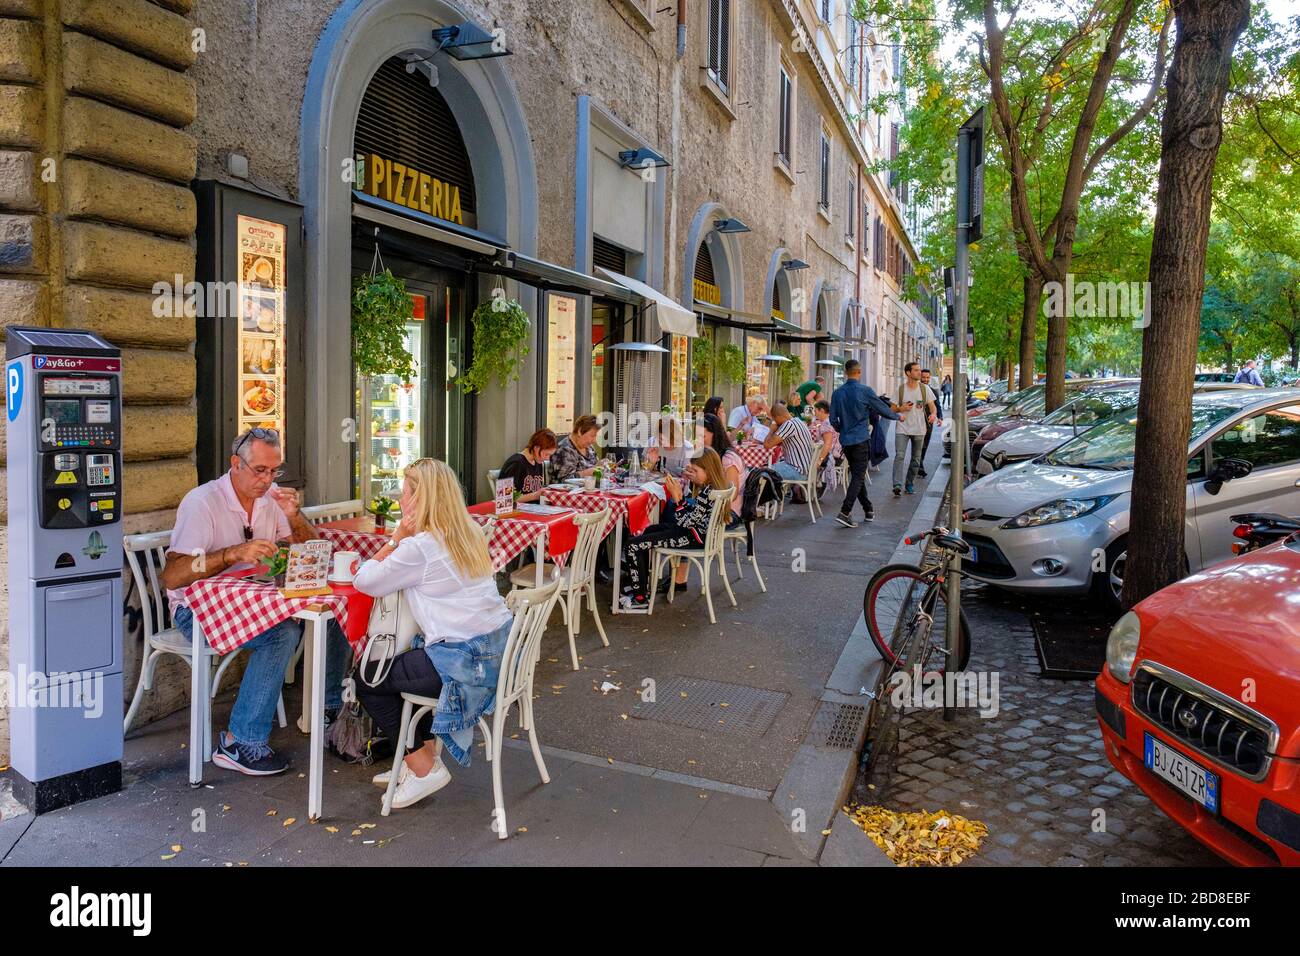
left=1144, top=733, right=1220, bottom=813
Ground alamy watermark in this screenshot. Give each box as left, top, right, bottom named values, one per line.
left=0, top=666, right=105, bottom=718
left=888, top=665, right=1000, bottom=718
left=1043, top=274, right=1151, bottom=329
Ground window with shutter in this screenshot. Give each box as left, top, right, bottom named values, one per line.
left=847, top=19, right=857, bottom=87
left=592, top=236, right=626, bottom=275
left=777, top=66, right=792, bottom=165
left=847, top=176, right=855, bottom=239
left=707, top=0, right=729, bottom=93
left=819, top=131, right=830, bottom=209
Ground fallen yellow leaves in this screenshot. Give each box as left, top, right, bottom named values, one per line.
left=842, top=805, right=988, bottom=867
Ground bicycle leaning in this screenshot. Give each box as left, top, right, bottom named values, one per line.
left=859, top=510, right=981, bottom=773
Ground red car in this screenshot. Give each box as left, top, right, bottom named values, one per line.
left=1095, top=535, right=1300, bottom=866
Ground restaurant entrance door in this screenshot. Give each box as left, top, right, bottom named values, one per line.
left=351, top=248, right=467, bottom=502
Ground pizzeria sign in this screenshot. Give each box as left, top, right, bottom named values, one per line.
left=360, top=152, right=465, bottom=226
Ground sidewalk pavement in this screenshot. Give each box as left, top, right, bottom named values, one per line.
left=0, top=444, right=943, bottom=867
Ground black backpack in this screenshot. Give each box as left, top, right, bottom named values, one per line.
left=741, top=467, right=783, bottom=524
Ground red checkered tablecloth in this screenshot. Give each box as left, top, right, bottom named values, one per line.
left=540, top=488, right=652, bottom=537
left=737, top=441, right=780, bottom=469
left=468, top=510, right=578, bottom=572
left=185, top=575, right=350, bottom=656
left=320, top=528, right=388, bottom=560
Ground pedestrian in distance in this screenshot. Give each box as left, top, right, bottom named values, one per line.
left=1233, top=359, right=1265, bottom=387
left=918, top=368, right=943, bottom=479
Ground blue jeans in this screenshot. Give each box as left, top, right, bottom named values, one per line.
left=772, top=461, right=804, bottom=484
left=175, top=606, right=351, bottom=746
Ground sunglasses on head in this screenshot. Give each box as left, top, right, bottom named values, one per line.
left=234, top=427, right=284, bottom=480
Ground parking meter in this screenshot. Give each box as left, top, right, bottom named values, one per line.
left=5, top=327, right=124, bottom=812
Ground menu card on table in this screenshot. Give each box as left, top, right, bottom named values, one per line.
left=282, top=539, right=333, bottom=598
left=495, top=477, right=515, bottom=516
left=749, top=422, right=771, bottom=442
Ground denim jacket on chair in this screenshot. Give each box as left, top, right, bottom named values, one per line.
left=424, top=617, right=513, bottom=766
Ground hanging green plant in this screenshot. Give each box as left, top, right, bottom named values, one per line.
left=691, top=335, right=714, bottom=382
left=777, top=351, right=805, bottom=391
left=715, top=343, right=747, bottom=385
left=352, top=269, right=416, bottom=381
left=459, top=294, right=531, bottom=394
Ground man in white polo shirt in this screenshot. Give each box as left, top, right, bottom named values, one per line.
left=160, top=428, right=351, bottom=776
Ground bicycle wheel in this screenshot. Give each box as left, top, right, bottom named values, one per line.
left=863, top=563, right=972, bottom=673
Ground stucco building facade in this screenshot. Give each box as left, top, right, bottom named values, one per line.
left=0, top=0, right=937, bottom=757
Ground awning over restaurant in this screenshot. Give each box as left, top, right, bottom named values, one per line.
left=692, top=300, right=773, bottom=328
left=597, top=268, right=697, bottom=337
left=484, top=251, right=636, bottom=302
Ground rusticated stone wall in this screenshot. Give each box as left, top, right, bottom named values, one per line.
left=0, top=0, right=199, bottom=763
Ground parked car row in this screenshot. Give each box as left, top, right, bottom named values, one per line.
left=950, top=384, right=1300, bottom=865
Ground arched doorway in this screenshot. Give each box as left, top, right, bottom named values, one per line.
left=681, top=202, right=748, bottom=413
left=301, top=0, right=539, bottom=500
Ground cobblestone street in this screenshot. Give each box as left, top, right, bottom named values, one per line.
left=860, top=584, right=1223, bottom=867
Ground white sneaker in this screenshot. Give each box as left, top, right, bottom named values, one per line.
left=389, top=760, right=451, bottom=809
left=372, top=769, right=391, bottom=788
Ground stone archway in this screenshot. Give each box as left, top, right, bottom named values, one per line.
left=682, top=201, right=745, bottom=310
left=300, top=0, right=540, bottom=500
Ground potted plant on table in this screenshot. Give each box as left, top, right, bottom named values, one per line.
left=370, top=496, right=396, bottom=532
left=261, top=546, right=290, bottom=589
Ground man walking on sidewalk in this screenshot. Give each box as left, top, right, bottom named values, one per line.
left=892, top=362, right=937, bottom=497
left=918, top=368, right=943, bottom=478
left=829, top=359, right=899, bottom=528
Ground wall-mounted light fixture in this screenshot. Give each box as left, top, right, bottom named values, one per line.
left=782, top=258, right=810, bottom=270
left=431, top=22, right=511, bottom=60
left=618, top=147, right=670, bottom=170
left=712, top=218, right=751, bottom=234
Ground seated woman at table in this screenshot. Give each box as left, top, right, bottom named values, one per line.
left=699, top=413, right=746, bottom=527
left=551, top=414, right=601, bottom=481
left=702, top=396, right=725, bottom=421
left=352, top=457, right=514, bottom=811
left=499, top=428, right=557, bottom=503
left=619, top=447, right=728, bottom=609
left=644, top=414, right=693, bottom=476
left=810, top=400, right=843, bottom=492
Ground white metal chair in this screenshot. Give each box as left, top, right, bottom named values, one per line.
left=721, top=474, right=768, bottom=593
left=778, top=441, right=828, bottom=523
left=649, top=486, right=737, bottom=624
left=301, top=499, right=365, bottom=524
left=834, top=453, right=869, bottom=489
left=123, top=531, right=287, bottom=735
left=380, top=574, right=564, bottom=838
left=509, top=506, right=609, bottom=671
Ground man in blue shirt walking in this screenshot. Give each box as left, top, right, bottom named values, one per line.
left=829, top=359, right=899, bottom=528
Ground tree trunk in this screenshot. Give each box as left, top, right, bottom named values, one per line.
left=1018, top=272, right=1041, bottom=390
left=1122, top=0, right=1251, bottom=610
left=1044, top=264, right=1070, bottom=412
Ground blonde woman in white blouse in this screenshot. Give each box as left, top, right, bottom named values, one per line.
left=353, top=458, right=513, bottom=811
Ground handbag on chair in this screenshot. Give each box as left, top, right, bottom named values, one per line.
left=357, top=591, right=421, bottom=688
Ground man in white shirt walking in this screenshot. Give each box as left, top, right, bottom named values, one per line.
left=891, top=362, right=937, bottom=496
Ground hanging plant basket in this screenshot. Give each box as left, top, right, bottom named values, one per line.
left=352, top=268, right=416, bottom=382
left=777, top=351, right=804, bottom=391
left=459, top=294, right=531, bottom=394
left=715, top=343, right=747, bottom=385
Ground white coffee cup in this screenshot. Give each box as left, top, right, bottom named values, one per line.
left=330, top=550, right=360, bottom=583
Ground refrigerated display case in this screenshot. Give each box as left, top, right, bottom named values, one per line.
left=356, top=317, right=424, bottom=505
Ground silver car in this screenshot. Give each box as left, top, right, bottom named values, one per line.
left=961, top=389, right=1300, bottom=607
left=974, top=382, right=1255, bottom=476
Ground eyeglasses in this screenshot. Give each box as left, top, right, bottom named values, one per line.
left=234, top=428, right=284, bottom=479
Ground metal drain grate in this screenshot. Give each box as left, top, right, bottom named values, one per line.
left=810, top=701, right=868, bottom=750
left=630, top=676, right=787, bottom=738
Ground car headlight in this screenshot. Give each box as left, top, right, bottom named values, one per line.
left=1000, top=495, right=1114, bottom=529
left=1106, top=611, right=1141, bottom=684
left=992, top=451, right=1006, bottom=469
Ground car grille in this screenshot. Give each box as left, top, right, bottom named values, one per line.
left=1132, top=663, right=1276, bottom=780
left=961, top=532, right=1016, bottom=579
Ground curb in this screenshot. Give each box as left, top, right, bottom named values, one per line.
left=773, top=447, right=952, bottom=865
